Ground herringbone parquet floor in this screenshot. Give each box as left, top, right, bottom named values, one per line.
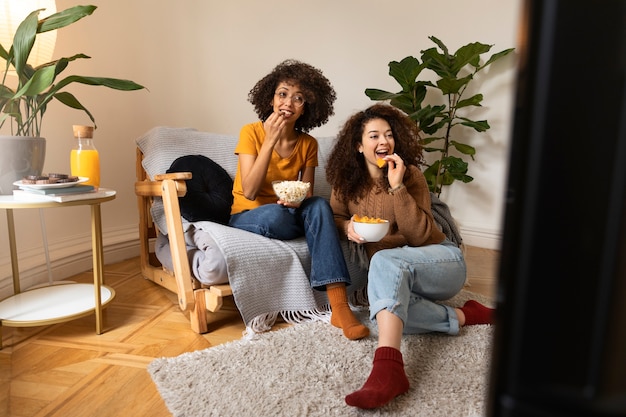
left=0, top=246, right=499, bottom=417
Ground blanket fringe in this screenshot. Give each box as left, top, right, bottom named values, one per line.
left=349, top=286, right=369, bottom=307
left=242, top=308, right=332, bottom=339
left=348, top=241, right=371, bottom=270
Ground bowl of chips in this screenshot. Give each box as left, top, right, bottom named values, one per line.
left=272, top=180, right=310, bottom=204
left=352, top=215, right=390, bottom=242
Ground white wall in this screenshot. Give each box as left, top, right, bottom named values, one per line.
left=0, top=0, right=522, bottom=297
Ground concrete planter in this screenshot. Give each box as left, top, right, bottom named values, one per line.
left=0, top=136, right=46, bottom=195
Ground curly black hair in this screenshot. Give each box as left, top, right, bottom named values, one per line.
left=326, top=104, right=424, bottom=204
left=248, top=59, right=336, bottom=133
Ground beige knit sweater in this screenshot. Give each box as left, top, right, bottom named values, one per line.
left=330, top=165, right=446, bottom=260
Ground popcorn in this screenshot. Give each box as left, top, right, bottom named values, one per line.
left=272, top=180, right=310, bottom=204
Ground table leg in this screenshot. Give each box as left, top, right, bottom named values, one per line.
left=91, top=204, right=104, bottom=334
left=6, top=209, right=20, bottom=294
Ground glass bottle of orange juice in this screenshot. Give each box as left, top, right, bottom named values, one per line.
left=70, top=125, right=100, bottom=189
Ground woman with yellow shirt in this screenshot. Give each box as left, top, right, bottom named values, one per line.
left=229, top=59, right=368, bottom=340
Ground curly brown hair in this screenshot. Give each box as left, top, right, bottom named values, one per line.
left=326, top=104, right=425, bottom=204
left=248, top=59, right=336, bottom=133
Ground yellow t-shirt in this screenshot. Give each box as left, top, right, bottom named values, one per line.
left=230, top=121, right=318, bottom=214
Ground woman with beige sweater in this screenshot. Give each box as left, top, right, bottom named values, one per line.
left=326, top=104, right=493, bottom=409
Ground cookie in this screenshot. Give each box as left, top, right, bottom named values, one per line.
left=56, top=176, right=79, bottom=183
left=35, top=177, right=56, bottom=184
left=48, top=173, right=69, bottom=179
left=22, top=175, right=47, bottom=184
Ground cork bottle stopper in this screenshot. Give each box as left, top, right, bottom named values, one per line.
left=73, top=125, right=94, bottom=138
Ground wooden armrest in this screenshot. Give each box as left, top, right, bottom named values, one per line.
left=134, top=179, right=188, bottom=197
left=154, top=172, right=192, bottom=181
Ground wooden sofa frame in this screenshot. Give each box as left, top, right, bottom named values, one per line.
left=134, top=147, right=232, bottom=334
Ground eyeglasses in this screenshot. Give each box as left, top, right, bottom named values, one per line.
left=275, top=91, right=305, bottom=108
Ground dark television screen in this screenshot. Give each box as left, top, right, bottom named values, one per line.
left=488, top=1, right=626, bottom=416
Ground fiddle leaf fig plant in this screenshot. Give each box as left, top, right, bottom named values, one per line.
left=365, top=36, right=514, bottom=196
left=0, top=5, right=146, bottom=137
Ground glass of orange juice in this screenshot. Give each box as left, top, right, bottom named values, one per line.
left=70, top=125, right=100, bottom=188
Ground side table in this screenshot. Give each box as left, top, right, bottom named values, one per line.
left=0, top=190, right=117, bottom=348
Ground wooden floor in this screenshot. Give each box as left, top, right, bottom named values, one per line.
left=0, top=246, right=499, bottom=417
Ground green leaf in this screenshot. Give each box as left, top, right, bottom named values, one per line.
left=420, top=116, right=448, bottom=135
left=388, top=56, right=426, bottom=91
left=450, top=141, right=476, bottom=158
left=38, top=5, right=97, bottom=33
left=0, top=84, right=13, bottom=101
left=411, top=104, right=445, bottom=129
left=364, top=88, right=399, bottom=101
left=458, top=117, right=490, bottom=132
left=12, top=10, right=40, bottom=76
left=448, top=171, right=473, bottom=183
left=437, top=75, right=472, bottom=95
left=389, top=95, right=419, bottom=116
left=15, top=66, right=56, bottom=96
left=456, top=94, right=483, bottom=109
left=54, top=91, right=96, bottom=126
left=53, top=75, right=146, bottom=92
left=452, top=42, right=491, bottom=71
left=428, top=36, right=449, bottom=56
left=421, top=47, right=454, bottom=78
left=0, top=42, right=10, bottom=61
left=482, top=48, right=515, bottom=68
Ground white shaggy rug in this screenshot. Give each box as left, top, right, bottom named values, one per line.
left=148, top=290, right=493, bottom=417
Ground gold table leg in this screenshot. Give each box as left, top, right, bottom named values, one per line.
left=91, top=204, right=104, bottom=334
left=6, top=209, right=20, bottom=294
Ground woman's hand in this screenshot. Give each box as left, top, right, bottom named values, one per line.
left=263, top=111, right=286, bottom=148
left=345, top=216, right=365, bottom=244
left=385, top=153, right=406, bottom=189
left=276, top=198, right=303, bottom=208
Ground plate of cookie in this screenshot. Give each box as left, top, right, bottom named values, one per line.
left=14, top=174, right=89, bottom=190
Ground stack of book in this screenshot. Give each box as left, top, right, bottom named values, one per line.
left=13, top=184, right=110, bottom=202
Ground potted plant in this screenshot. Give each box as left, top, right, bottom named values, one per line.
left=0, top=4, right=145, bottom=194
left=365, top=36, right=514, bottom=196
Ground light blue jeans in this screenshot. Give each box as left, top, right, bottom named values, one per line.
left=229, top=196, right=350, bottom=290
left=367, top=239, right=466, bottom=335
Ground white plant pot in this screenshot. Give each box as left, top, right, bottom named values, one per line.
left=0, top=136, right=46, bottom=195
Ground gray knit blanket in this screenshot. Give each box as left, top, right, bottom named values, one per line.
left=190, top=220, right=368, bottom=334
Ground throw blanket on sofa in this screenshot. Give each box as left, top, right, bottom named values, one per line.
left=187, top=220, right=367, bottom=334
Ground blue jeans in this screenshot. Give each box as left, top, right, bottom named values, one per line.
left=367, top=239, right=466, bottom=335
left=229, top=196, right=350, bottom=290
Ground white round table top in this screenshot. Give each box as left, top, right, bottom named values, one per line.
left=0, top=283, right=115, bottom=326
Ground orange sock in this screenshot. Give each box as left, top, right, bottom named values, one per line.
left=345, top=346, right=410, bottom=409
left=327, top=284, right=369, bottom=340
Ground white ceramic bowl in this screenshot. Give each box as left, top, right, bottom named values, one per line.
left=353, top=219, right=390, bottom=242
left=272, top=180, right=310, bottom=204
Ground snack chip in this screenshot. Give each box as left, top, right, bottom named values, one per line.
left=376, top=158, right=387, bottom=168
left=353, top=214, right=387, bottom=224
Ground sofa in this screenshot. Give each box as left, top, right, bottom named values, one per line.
left=135, top=126, right=462, bottom=335
left=135, top=126, right=369, bottom=335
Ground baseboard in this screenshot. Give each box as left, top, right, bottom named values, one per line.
left=0, top=227, right=140, bottom=300
left=0, top=224, right=502, bottom=300
left=458, top=224, right=502, bottom=251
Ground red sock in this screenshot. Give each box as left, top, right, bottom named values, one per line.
left=461, top=300, right=494, bottom=325
left=345, top=347, right=409, bottom=409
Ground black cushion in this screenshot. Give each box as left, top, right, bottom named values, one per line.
left=166, top=155, right=233, bottom=225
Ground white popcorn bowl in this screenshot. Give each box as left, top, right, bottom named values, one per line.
left=272, top=180, right=310, bottom=204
